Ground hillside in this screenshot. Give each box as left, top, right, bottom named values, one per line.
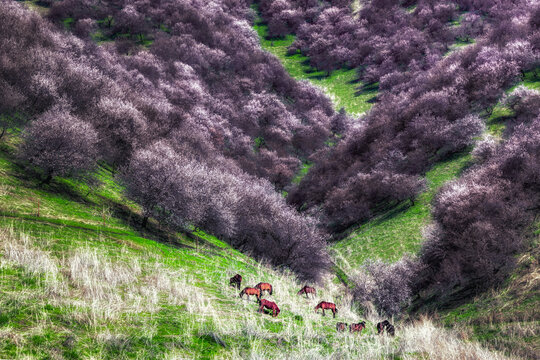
left=252, top=5, right=540, bottom=358
left=0, top=136, right=515, bottom=359
left=1, top=0, right=539, bottom=358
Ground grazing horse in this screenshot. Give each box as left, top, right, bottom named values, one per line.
left=229, top=274, right=242, bottom=290
left=239, top=287, right=261, bottom=301
left=255, top=282, right=273, bottom=295
left=377, top=320, right=395, bottom=336
left=336, top=322, right=347, bottom=332
left=349, top=321, right=366, bottom=333
left=297, top=285, right=316, bottom=298
left=314, top=301, right=337, bottom=318
left=258, top=299, right=280, bottom=317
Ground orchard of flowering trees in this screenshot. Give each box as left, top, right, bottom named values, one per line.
left=0, top=0, right=337, bottom=281
left=286, top=0, right=539, bottom=235
left=259, top=0, right=540, bottom=301
left=1, top=0, right=540, bottom=300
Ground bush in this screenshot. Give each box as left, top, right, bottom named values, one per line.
left=353, top=257, right=418, bottom=316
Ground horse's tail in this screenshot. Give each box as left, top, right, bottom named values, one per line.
left=239, top=289, right=244, bottom=298
left=270, top=286, right=273, bottom=295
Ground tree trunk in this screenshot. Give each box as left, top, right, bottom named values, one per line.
left=0, top=126, right=6, bottom=140
left=142, top=215, right=148, bottom=228
left=41, top=173, right=52, bottom=185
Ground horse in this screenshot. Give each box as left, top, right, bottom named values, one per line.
left=255, top=282, right=273, bottom=295
left=349, top=321, right=366, bottom=333
left=376, top=320, right=395, bottom=336
left=314, top=301, right=337, bottom=318
left=229, top=274, right=242, bottom=290
left=297, top=285, right=316, bottom=298
left=239, top=287, right=261, bottom=301
left=258, top=299, right=280, bottom=317
left=336, top=322, right=347, bottom=332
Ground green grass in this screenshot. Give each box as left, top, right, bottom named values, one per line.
left=331, top=151, right=472, bottom=269
left=438, top=239, right=540, bottom=360
left=252, top=7, right=376, bottom=116
left=0, top=135, right=497, bottom=359
left=291, top=162, right=312, bottom=185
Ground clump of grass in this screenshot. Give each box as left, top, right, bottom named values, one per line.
left=400, top=317, right=515, bottom=360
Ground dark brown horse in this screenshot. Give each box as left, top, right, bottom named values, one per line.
left=229, top=274, right=242, bottom=290
left=297, top=285, right=316, bottom=298
left=255, top=282, right=273, bottom=295
left=314, top=301, right=337, bottom=318
left=349, top=321, right=366, bottom=333
left=336, top=322, right=347, bottom=332
left=377, top=320, right=395, bottom=336
left=258, top=299, right=280, bottom=317
left=239, top=287, right=261, bottom=301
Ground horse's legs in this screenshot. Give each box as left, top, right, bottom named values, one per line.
left=332, top=309, right=336, bottom=318
left=322, top=309, right=325, bottom=316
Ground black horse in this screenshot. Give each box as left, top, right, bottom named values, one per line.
left=376, top=320, right=395, bottom=336
left=229, top=274, right=242, bottom=290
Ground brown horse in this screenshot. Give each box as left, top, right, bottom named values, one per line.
left=349, top=321, right=366, bottom=333
left=239, top=287, right=261, bottom=301
left=336, top=322, right=347, bottom=332
left=314, top=301, right=337, bottom=318
left=258, top=299, right=280, bottom=317
left=377, top=320, right=395, bottom=336
left=229, top=274, right=242, bottom=290
left=255, top=282, right=273, bottom=295
left=297, top=285, right=316, bottom=298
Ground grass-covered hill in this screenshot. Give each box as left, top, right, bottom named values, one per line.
left=0, top=133, right=513, bottom=359
left=1, top=0, right=539, bottom=358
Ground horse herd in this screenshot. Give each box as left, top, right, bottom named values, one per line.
left=229, top=274, right=395, bottom=335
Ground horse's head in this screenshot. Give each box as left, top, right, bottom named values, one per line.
left=297, top=288, right=304, bottom=295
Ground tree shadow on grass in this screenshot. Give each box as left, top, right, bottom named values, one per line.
left=355, top=82, right=378, bottom=97
left=0, top=150, right=97, bottom=208
left=104, top=198, right=226, bottom=252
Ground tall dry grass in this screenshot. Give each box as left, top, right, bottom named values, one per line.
left=0, top=226, right=519, bottom=359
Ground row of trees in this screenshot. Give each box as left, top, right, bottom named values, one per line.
left=0, top=0, right=336, bottom=280
left=417, top=86, right=540, bottom=297
left=288, top=0, right=539, bottom=234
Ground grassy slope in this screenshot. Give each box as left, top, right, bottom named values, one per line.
left=0, top=138, right=363, bottom=359
left=0, top=136, right=512, bottom=360
left=332, top=151, right=472, bottom=269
